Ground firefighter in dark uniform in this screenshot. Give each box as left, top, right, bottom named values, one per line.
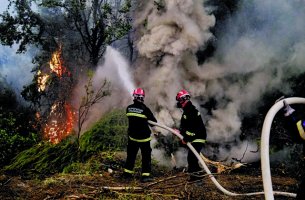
left=175, top=89, right=207, bottom=181
left=122, top=88, right=157, bottom=182
left=282, top=100, right=305, bottom=199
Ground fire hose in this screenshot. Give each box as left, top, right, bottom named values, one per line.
left=261, top=97, right=305, bottom=199
left=148, top=118, right=297, bottom=198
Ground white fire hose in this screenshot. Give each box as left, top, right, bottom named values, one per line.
left=261, top=97, right=305, bottom=199
left=148, top=117, right=297, bottom=198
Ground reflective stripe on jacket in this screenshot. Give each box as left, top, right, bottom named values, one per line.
left=296, top=120, right=305, bottom=140
left=126, top=100, right=157, bottom=141
left=180, top=101, right=207, bottom=143
left=129, top=136, right=151, bottom=142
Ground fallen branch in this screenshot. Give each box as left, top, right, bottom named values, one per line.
left=65, top=194, right=93, bottom=199
left=101, top=186, right=143, bottom=192
left=200, top=153, right=246, bottom=174
left=145, top=174, right=187, bottom=188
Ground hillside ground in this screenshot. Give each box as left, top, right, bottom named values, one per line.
left=0, top=154, right=299, bottom=200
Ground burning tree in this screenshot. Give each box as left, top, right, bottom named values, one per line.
left=35, top=45, right=75, bottom=144
left=1, top=0, right=132, bottom=144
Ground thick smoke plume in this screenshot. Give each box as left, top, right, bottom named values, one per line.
left=134, top=0, right=215, bottom=127
left=129, top=0, right=305, bottom=163
left=200, top=0, right=305, bottom=147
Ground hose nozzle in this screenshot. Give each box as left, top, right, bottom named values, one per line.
left=283, top=100, right=295, bottom=116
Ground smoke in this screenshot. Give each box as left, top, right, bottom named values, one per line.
left=0, top=2, right=36, bottom=97
left=202, top=0, right=305, bottom=146
left=3, top=0, right=304, bottom=164
left=133, top=0, right=215, bottom=129
left=0, top=45, right=35, bottom=98
left=72, top=46, right=135, bottom=132
left=129, top=0, right=305, bottom=163
left=151, top=137, right=173, bottom=168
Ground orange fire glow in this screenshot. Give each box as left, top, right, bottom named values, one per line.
left=49, top=45, right=67, bottom=77
left=43, top=102, right=75, bottom=144
left=38, top=45, right=75, bottom=144
left=37, top=70, right=50, bottom=92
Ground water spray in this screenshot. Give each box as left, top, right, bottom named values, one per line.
left=105, top=46, right=135, bottom=95
left=148, top=120, right=296, bottom=198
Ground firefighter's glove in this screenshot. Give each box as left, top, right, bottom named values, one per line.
left=179, top=139, right=187, bottom=147
left=283, top=100, right=295, bottom=117
left=151, top=126, right=161, bottom=136
left=179, top=135, right=188, bottom=145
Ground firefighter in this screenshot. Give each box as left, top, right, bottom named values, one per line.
left=122, top=88, right=157, bottom=183
left=175, top=89, right=207, bottom=181
left=282, top=100, right=305, bottom=199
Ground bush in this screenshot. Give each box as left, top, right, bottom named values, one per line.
left=3, top=137, right=79, bottom=178
left=3, top=109, right=128, bottom=177
left=0, top=80, right=40, bottom=168
left=0, top=113, right=39, bottom=168
left=79, top=109, right=128, bottom=159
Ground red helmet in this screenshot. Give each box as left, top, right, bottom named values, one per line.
left=133, top=88, right=145, bottom=102
left=176, top=89, right=190, bottom=102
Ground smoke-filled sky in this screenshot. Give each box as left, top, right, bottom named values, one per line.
left=0, top=0, right=35, bottom=93
left=2, top=0, right=305, bottom=164
left=123, top=0, right=305, bottom=163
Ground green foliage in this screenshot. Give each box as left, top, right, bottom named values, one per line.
left=0, top=128, right=38, bottom=168
left=0, top=80, right=40, bottom=168
left=3, top=137, right=78, bottom=178
left=3, top=109, right=128, bottom=177
left=62, top=162, right=94, bottom=175
left=0, top=0, right=44, bottom=52
left=79, top=109, right=128, bottom=158
left=0, top=0, right=132, bottom=66
left=63, top=151, right=116, bottom=174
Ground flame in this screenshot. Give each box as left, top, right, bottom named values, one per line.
left=49, top=45, right=67, bottom=77
left=37, top=70, right=50, bottom=92
left=37, top=45, right=75, bottom=144
left=37, top=45, right=70, bottom=92
left=43, top=102, right=75, bottom=144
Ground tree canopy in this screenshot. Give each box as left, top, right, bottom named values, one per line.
left=0, top=0, right=132, bottom=145
left=0, top=0, right=132, bottom=66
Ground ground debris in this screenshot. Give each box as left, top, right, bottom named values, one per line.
left=200, top=153, right=247, bottom=174
left=0, top=166, right=299, bottom=200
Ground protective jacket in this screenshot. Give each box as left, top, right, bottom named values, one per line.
left=284, top=108, right=305, bottom=200
left=285, top=111, right=305, bottom=155
left=126, top=100, right=157, bottom=142
left=180, top=101, right=206, bottom=143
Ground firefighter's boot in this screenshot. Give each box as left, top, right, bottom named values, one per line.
left=121, top=172, right=133, bottom=181
left=141, top=176, right=153, bottom=183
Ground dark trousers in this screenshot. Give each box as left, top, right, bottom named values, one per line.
left=124, top=139, right=152, bottom=175
left=188, top=142, right=204, bottom=174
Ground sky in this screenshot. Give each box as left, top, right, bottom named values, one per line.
left=0, top=0, right=35, bottom=93
left=0, top=0, right=8, bottom=11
